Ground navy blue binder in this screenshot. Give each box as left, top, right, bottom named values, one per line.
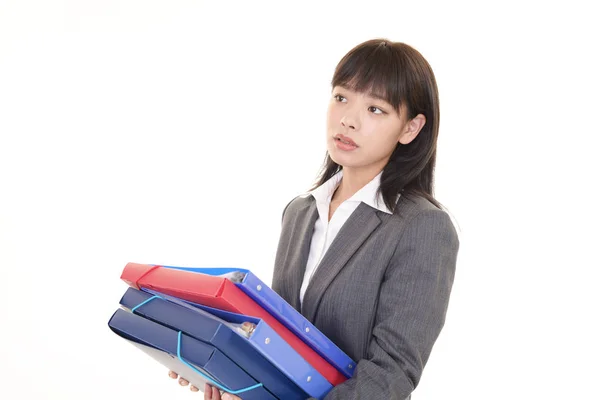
left=108, top=308, right=276, bottom=400
left=119, top=287, right=331, bottom=400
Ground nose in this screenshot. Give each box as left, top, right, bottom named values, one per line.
left=340, top=114, right=359, bottom=130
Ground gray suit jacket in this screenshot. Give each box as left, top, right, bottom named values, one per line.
left=271, top=193, right=459, bottom=400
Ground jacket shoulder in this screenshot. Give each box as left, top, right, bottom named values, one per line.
left=393, top=194, right=442, bottom=218
left=281, top=194, right=314, bottom=221
left=392, top=194, right=459, bottom=246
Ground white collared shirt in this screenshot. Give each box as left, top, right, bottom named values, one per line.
left=298, top=170, right=395, bottom=306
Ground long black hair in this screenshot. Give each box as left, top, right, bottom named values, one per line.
left=311, top=39, right=442, bottom=212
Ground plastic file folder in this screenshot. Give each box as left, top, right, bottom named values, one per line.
left=120, top=287, right=332, bottom=400
left=120, top=262, right=347, bottom=386
left=108, top=308, right=276, bottom=400
left=163, top=266, right=357, bottom=378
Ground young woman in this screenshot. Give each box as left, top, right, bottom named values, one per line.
left=171, top=38, right=459, bottom=400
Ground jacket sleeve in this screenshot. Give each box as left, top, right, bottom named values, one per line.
left=321, top=208, right=459, bottom=400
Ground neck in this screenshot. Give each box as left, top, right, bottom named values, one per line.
left=334, top=166, right=382, bottom=202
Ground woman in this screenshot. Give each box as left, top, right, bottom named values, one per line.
left=172, top=38, right=459, bottom=400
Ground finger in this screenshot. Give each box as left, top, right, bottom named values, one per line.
left=212, top=386, right=221, bottom=399
left=168, top=371, right=178, bottom=379
left=190, top=385, right=199, bottom=392
left=204, top=383, right=212, bottom=400
left=178, top=377, right=189, bottom=386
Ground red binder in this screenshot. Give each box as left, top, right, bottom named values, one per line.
left=121, top=262, right=347, bottom=386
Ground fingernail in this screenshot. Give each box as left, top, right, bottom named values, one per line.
left=222, top=394, right=231, bottom=400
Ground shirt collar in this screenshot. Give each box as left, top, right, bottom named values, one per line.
left=303, top=170, right=394, bottom=214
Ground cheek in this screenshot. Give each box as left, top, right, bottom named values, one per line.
left=364, top=122, right=402, bottom=150
left=360, top=118, right=380, bottom=139
left=326, top=105, right=344, bottom=127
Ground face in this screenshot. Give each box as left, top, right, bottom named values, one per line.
left=326, top=85, right=414, bottom=175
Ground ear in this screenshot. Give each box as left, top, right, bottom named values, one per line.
left=398, top=114, right=426, bottom=145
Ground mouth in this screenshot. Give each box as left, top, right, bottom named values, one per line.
left=334, top=134, right=358, bottom=147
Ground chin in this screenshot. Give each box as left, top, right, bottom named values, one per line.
left=328, top=151, right=360, bottom=169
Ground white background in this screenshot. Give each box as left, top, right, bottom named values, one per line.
left=1, top=1, right=599, bottom=399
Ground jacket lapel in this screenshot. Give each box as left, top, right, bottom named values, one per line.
left=284, top=198, right=319, bottom=311
left=301, top=202, right=381, bottom=322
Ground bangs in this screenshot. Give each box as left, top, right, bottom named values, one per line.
left=331, top=40, right=408, bottom=112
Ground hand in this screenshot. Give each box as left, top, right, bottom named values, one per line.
left=168, top=370, right=242, bottom=400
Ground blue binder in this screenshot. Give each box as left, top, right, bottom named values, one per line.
left=122, top=287, right=332, bottom=400
left=108, top=308, right=276, bottom=400
left=163, top=265, right=357, bottom=378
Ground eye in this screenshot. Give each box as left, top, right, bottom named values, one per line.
left=333, top=94, right=347, bottom=103
left=368, top=106, right=385, bottom=115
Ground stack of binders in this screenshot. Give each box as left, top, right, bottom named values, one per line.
left=108, top=263, right=357, bottom=400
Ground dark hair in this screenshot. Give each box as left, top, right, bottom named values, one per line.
left=311, top=39, right=442, bottom=212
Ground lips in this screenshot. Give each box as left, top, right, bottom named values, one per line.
left=334, top=134, right=358, bottom=147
